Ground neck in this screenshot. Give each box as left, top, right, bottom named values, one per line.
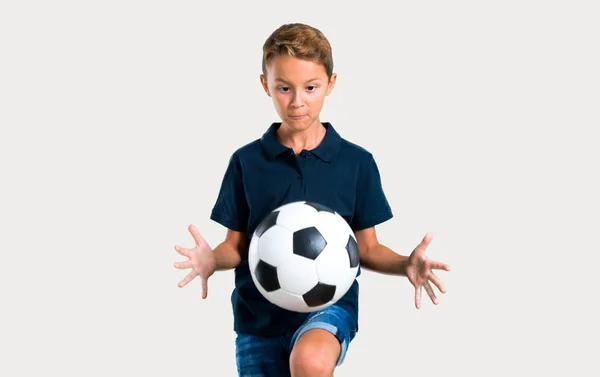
left=276, top=119, right=326, bottom=154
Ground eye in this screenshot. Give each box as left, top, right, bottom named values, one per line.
left=307, top=86, right=317, bottom=91
left=279, top=87, right=290, bottom=92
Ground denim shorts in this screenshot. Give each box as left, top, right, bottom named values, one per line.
left=234, top=305, right=357, bottom=377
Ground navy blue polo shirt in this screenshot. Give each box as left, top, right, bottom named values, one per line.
left=210, top=122, right=393, bottom=337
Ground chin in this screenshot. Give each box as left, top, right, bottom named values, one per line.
left=285, top=117, right=315, bottom=131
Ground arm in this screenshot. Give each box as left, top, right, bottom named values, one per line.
left=213, top=229, right=248, bottom=271
left=355, top=226, right=408, bottom=275
left=355, top=226, right=451, bottom=308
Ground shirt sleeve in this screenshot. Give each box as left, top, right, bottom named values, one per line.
left=210, top=152, right=250, bottom=232
left=351, top=153, right=393, bottom=231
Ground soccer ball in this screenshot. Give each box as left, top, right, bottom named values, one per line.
left=248, top=201, right=360, bottom=313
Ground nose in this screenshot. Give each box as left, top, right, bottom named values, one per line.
left=291, top=90, right=304, bottom=108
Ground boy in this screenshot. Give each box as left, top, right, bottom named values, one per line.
left=174, top=23, right=450, bottom=377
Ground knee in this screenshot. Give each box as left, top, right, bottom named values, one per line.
left=290, top=346, right=335, bottom=377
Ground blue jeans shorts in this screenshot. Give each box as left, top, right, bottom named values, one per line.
left=234, top=305, right=357, bottom=377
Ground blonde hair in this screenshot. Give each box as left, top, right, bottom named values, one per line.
left=262, top=23, right=334, bottom=80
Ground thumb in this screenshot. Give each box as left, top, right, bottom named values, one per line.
left=417, top=232, right=434, bottom=250
left=201, top=277, right=208, bottom=299
left=189, top=224, right=207, bottom=247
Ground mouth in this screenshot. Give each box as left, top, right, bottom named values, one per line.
left=289, top=115, right=307, bottom=120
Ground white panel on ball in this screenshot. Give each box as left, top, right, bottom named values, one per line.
left=265, top=290, right=306, bottom=312
left=257, top=225, right=293, bottom=267
left=313, top=211, right=351, bottom=247
left=277, top=254, right=319, bottom=295
left=331, top=267, right=359, bottom=303
left=314, top=244, right=352, bottom=285
left=274, top=202, right=318, bottom=232
left=247, top=236, right=260, bottom=273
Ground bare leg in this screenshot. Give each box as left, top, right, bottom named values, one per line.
left=289, top=328, right=341, bottom=377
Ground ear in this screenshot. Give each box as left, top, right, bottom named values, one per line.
left=326, top=73, right=337, bottom=96
left=260, top=74, right=271, bottom=97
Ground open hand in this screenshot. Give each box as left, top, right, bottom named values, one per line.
left=174, top=224, right=216, bottom=299
left=406, top=232, right=451, bottom=309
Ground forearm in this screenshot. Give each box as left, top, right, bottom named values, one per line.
left=360, top=242, right=409, bottom=276
left=213, top=241, right=244, bottom=271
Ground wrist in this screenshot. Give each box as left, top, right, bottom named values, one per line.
left=394, top=256, right=409, bottom=276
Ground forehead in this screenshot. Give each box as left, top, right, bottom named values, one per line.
left=266, top=55, right=327, bottom=82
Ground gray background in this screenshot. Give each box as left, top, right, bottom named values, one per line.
left=1, top=0, right=598, bottom=376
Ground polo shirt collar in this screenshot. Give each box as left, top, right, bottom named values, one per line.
left=260, top=122, right=342, bottom=162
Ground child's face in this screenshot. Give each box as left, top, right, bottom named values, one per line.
left=261, top=55, right=336, bottom=132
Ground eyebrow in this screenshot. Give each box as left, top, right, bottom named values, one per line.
left=274, top=78, right=321, bottom=84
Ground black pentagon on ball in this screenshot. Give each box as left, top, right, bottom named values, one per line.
left=304, top=201, right=336, bottom=214
left=346, top=235, right=359, bottom=268
left=293, top=226, right=327, bottom=260
left=303, top=282, right=336, bottom=307
left=254, top=260, right=280, bottom=292
left=255, top=211, right=279, bottom=237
